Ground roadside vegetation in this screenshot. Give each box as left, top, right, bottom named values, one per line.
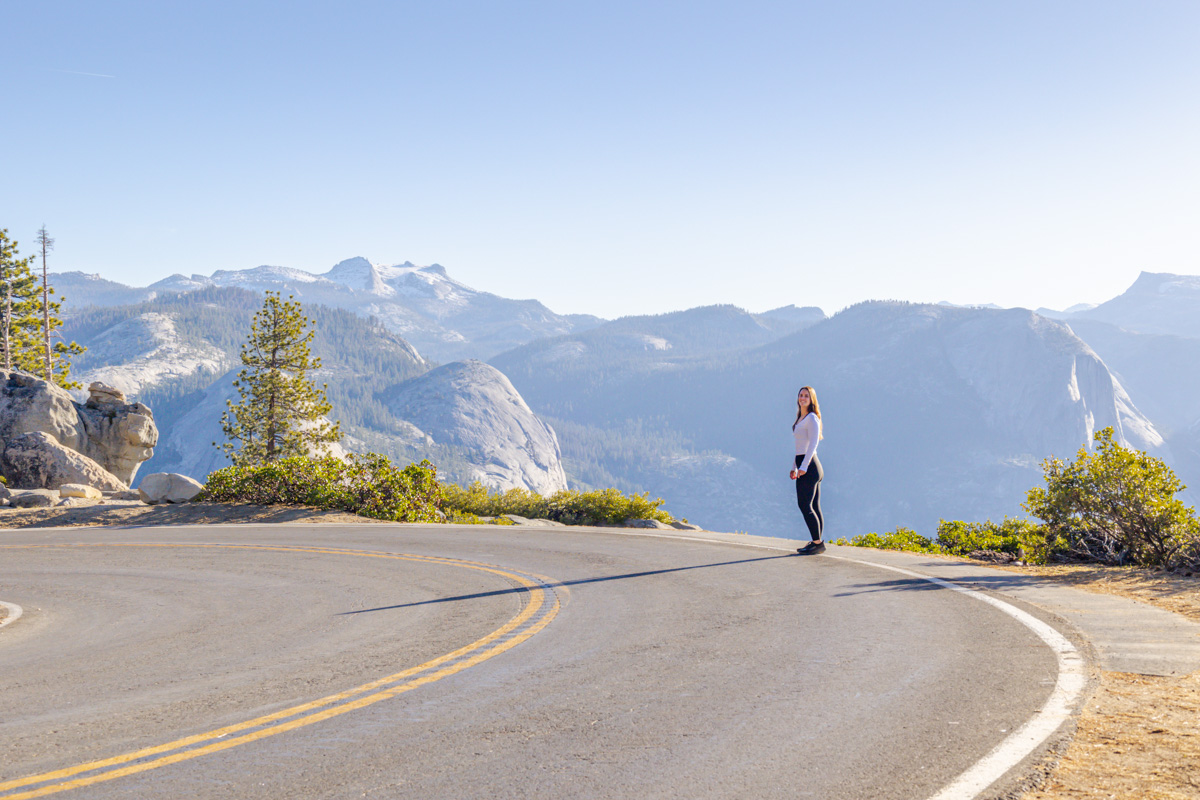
left=441, top=481, right=678, bottom=526
left=199, top=455, right=444, bottom=522
left=197, top=455, right=679, bottom=527
left=836, top=427, right=1200, bottom=572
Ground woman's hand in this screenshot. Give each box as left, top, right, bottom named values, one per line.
left=789, top=468, right=797, bottom=480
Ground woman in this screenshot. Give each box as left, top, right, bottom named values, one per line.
left=791, top=385, right=825, bottom=554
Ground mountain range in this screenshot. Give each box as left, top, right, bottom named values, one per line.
left=53, top=260, right=1200, bottom=538
left=54, top=258, right=603, bottom=362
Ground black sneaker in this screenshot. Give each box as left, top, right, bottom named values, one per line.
left=797, top=541, right=826, bottom=555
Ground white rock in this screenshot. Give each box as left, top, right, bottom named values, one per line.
left=499, top=514, right=564, bottom=527
left=59, top=484, right=103, bottom=499
left=138, top=472, right=204, bottom=504
left=86, top=382, right=127, bottom=406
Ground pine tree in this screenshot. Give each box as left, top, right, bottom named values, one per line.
left=8, top=225, right=86, bottom=388
left=218, top=291, right=342, bottom=465
left=0, top=230, right=42, bottom=372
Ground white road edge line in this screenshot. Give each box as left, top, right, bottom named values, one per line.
left=0, top=601, right=24, bottom=630
left=832, top=557, right=1086, bottom=800
left=581, top=529, right=1086, bottom=800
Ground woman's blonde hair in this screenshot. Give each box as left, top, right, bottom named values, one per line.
left=793, top=385, right=823, bottom=439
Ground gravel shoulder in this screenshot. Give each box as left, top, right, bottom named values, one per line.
left=976, top=560, right=1200, bottom=800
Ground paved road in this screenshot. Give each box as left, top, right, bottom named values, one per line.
left=0, top=525, right=1073, bottom=799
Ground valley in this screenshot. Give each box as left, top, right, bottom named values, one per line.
left=54, top=261, right=1200, bottom=538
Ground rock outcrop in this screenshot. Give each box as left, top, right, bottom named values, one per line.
left=78, top=382, right=158, bottom=484
left=0, top=371, right=158, bottom=490
left=387, top=360, right=569, bottom=495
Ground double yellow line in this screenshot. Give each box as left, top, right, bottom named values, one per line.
left=0, top=543, right=564, bottom=798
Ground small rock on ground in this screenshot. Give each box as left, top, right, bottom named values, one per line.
left=9, top=490, right=57, bottom=508
left=623, top=518, right=675, bottom=530
left=500, top=514, right=565, bottom=527
left=59, top=483, right=103, bottom=499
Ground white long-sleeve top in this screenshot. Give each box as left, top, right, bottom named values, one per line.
left=793, top=413, right=821, bottom=472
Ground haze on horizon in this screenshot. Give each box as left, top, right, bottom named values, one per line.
left=4, top=1, right=1198, bottom=319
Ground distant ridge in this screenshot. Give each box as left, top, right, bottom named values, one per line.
left=1074, top=271, right=1200, bottom=339
left=53, top=259, right=605, bottom=362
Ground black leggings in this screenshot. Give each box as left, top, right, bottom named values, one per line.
left=795, top=454, right=824, bottom=541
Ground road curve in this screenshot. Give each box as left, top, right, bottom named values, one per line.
left=0, top=524, right=1075, bottom=799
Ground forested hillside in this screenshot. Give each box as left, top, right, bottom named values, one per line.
left=63, top=288, right=446, bottom=479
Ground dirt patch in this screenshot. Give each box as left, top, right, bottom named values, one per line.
left=944, top=558, right=1200, bottom=799
left=1023, top=669, right=1200, bottom=800
left=945, top=560, right=1200, bottom=798
left=0, top=501, right=386, bottom=530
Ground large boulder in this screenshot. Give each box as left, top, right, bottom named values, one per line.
left=137, top=472, right=204, bottom=504
left=0, top=372, right=158, bottom=490
left=1, top=432, right=129, bottom=491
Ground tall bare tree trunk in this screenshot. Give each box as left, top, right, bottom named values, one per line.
left=3, top=285, right=11, bottom=370
left=2, top=258, right=11, bottom=370
left=35, top=226, right=54, bottom=382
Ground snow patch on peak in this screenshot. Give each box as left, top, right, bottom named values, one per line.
left=373, top=261, right=420, bottom=281
left=325, top=256, right=373, bottom=275
left=1128, top=271, right=1200, bottom=295
left=150, top=273, right=213, bottom=292
left=323, top=257, right=394, bottom=296
left=215, top=265, right=323, bottom=284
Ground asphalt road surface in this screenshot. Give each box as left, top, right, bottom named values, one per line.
left=0, top=525, right=1068, bottom=799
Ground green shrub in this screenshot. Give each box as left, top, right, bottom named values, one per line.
left=1025, top=427, right=1200, bottom=567
left=199, top=454, right=443, bottom=522
left=442, top=481, right=675, bottom=526
left=833, top=527, right=939, bottom=553
left=935, top=517, right=1052, bottom=562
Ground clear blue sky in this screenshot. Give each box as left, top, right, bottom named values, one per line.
left=4, top=1, right=1198, bottom=318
